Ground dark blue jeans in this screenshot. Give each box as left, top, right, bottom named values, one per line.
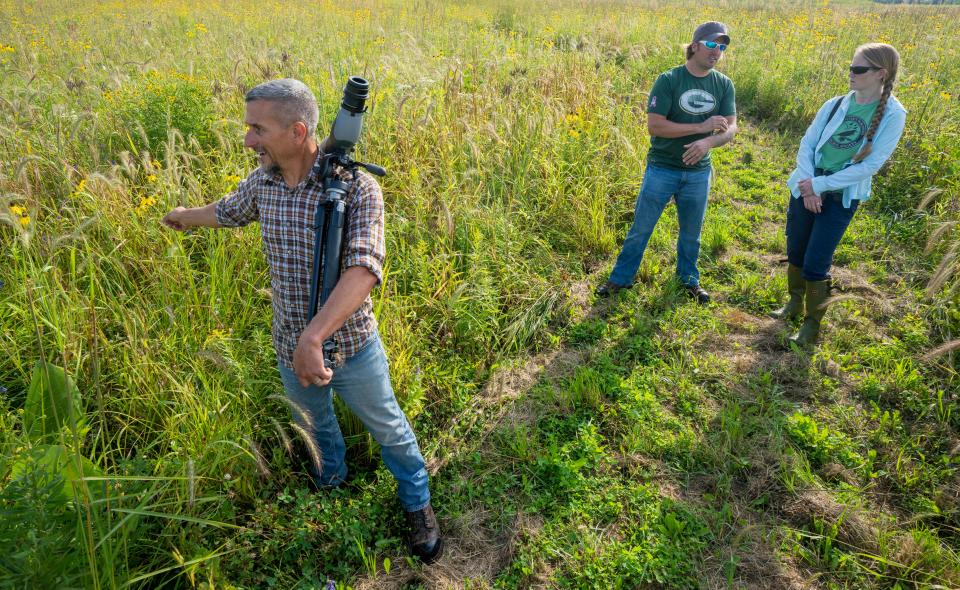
left=786, top=193, right=859, bottom=282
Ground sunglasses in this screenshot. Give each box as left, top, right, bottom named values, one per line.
left=849, top=65, right=879, bottom=75
left=701, top=40, right=728, bottom=51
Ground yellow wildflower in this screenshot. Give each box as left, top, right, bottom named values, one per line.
left=136, top=196, right=158, bottom=214
left=72, top=178, right=87, bottom=198
left=147, top=174, right=157, bottom=183
left=9, top=204, right=26, bottom=216
left=19, top=215, right=30, bottom=228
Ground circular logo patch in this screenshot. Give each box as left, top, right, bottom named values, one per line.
left=679, top=89, right=717, bottom=115
left=827, top=115, right=866, bottom=150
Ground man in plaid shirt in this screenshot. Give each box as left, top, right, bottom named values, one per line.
left=162, top=78, right=442, bottom=563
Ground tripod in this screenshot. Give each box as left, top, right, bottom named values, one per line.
left=306, top=152, right=385, bottom=370
left=306, top=76, right=385, bottom=369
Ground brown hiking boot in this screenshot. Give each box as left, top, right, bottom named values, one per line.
left=406, top=503, right=443, bottom=564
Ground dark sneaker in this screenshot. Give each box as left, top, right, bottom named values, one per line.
left=683, top=284, right=710, bottom=304
left=406, top=503, right=443, bottom=564
left=596, top=280, right=629, bottom=297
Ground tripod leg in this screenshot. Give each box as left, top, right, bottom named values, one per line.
left=308, top=204, right=330, bottom=319
left=320, top=200, right=346, bottom=303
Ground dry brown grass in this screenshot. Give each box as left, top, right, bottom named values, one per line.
left=784, top=489, right=880, bottom=555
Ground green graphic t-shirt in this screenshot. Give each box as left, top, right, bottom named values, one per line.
left=646, top=65, right=736, bottom=171
left=818, top=99, right=879, bottom=173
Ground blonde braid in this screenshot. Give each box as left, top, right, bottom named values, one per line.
left=852, top=80, right=892, bottom=163
left=850, top=43, right=899, bottom=163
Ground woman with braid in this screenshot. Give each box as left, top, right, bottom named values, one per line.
left=771, top=43, right=906, bottom=347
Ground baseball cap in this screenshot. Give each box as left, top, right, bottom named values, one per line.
left=692, top=21, right=730, bottom=45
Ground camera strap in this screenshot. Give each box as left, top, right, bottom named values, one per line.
left=816, top=96, right=845, bottom=147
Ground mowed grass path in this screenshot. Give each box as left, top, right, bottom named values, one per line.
left=2, top=1, right=959, bottom=588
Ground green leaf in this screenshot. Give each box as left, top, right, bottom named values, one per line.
left=9, top=444, right=105, bottom=504
left=23, top=362, right=86, bottom=444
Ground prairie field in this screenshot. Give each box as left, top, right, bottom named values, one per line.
left=3, top=0, right=960, bottom=588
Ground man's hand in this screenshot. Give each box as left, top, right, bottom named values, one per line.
left=682, top=138, right=713, bottom=166
left=162, top=207, right=190, bottom=231
left=699, top=116, right=729, bottom=134
left=161, top=203, right=220, bottom=231
left=293, top=328, right=334, bottom=388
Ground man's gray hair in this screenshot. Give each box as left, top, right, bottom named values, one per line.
left=245, top=79, right=320, bottom=137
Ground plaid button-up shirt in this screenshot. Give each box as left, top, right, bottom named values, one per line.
left=215, top=152, right=384, bottom=368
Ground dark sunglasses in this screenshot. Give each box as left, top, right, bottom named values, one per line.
left=701, top=40, right=728, bottom=51
left=849, top=65, right=879, bottom=75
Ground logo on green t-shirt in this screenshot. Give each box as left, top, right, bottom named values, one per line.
left=828, top=115, right=867, bottom=150
left=679, top=89, right=717, bottom=115
left=818, top=99, right=878, bottom=173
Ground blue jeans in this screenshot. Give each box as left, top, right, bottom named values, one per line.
left=609, top=164, right=712, bottom=287
left=786, top=194, right=859, bottom=282
left=278, top=334, right=431, bottom=512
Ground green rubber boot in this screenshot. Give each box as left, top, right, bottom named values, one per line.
left=769, top=264, right=806, bottom=320
left=789, top=279, right=830, bottom=347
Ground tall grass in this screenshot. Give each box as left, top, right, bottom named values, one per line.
left=2, top=0, right=959, bottom=586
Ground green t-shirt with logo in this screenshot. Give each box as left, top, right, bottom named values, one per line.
left=646, top=65, right=736, bottom=171
left=818, top=99, right=879, bottom=173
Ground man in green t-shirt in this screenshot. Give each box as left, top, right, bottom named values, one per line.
left=597, top=21, right=738, bottom=303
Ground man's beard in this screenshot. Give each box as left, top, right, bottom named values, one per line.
left=259, top=157, right=282, bottom=175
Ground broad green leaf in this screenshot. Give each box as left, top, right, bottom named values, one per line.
left=9, top=444, right=105, bottom=504
left=23, top=362, right=86, bottom=444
